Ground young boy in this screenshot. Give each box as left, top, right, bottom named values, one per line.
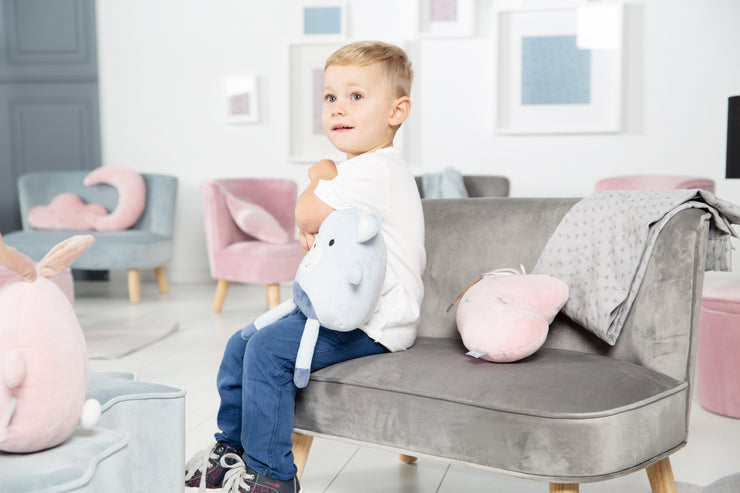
left=185, top=41, right=425, bottom=493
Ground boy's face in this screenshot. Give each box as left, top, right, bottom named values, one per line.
left=322, top=63, right=404, bottom=160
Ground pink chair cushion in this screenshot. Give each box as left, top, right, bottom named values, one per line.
left=698, top=282, right=740, bottom=418
left=223, top=192, right=290, bottom=244
left=27, top=166, right=146, bottom=231
left=0, top=266, right=74, bottom=304
left=83, top=166, right=146, bottom=231
left=594, top=175, right=715, bottom=193
left=28, top=193, right=108, bottom=231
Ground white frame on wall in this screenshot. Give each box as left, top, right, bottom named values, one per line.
left=494, top=4, right=624, bottom=134
left=418, top=0, right=475, bottom=37
left=287, top=42, right=346, bottom=162
left=301, top=2, right=348, bottom=40
left=223, top=76, right=259, bottom=124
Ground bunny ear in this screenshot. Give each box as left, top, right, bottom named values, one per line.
left=37, top=235, right=95, bottom=278
left=0, top=234, right=37, bottom=282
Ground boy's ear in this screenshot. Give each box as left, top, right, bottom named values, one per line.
left=389, top=96, right=411, bottom=127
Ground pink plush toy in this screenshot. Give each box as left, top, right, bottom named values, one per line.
left=454, top=267, right=569, bottom=363
left=0, top=234, right=100, bottom=453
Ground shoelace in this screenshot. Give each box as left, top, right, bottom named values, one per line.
left=221, top=453, right=255, bottom=493
left=184, top=445, right=245, bottom=493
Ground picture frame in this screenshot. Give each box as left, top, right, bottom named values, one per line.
left=224, top=76, right=259, bottom=124
left=494, top=4, right=624, bottom=134
left=301, top=2, right=348, bottom=39
left=418, top=0, right=475, bottom=38
left=288, top=42, right=346, bottom=162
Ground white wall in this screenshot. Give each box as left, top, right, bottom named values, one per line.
left=96, top=0, right=740, bottom=282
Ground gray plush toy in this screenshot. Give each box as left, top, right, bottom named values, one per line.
left=241, top=208, right=387, bottom=388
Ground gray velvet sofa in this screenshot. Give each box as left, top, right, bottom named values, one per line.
left=292, top=197, right=709, bottom=492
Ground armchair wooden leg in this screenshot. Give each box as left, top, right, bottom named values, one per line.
left=549, top=484, right=579, bottom=492
left=212, top=280, right=230, bottom=312
left=646, top=457, right=677, bottom=493
left=399, top=454, right=418, bottom=464
left=292, top=432, right=313, bottom=481
left=127, top=269, right=141, bottom=303
left=154, top=266, right=168, bottom=293
left=267, top=283, right=280, bottom=309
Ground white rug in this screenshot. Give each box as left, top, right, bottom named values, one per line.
left=83, top=320, right=179, bottom=359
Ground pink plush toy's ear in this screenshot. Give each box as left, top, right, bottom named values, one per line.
left=0, top=234, right=36, bottom=282
left=455, top=270, right=569, bottom=363
left=36, top=235, right=95, bottom=278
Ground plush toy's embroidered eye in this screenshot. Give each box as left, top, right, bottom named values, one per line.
left=329, top=239, right=335, bottom=246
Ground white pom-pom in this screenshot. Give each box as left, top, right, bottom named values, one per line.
left=79, top=399, right=101, bottom=429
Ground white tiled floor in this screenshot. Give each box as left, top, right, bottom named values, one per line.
left=80, top=277, right=740, bottom=493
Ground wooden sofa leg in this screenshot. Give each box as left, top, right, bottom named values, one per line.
left=292, top=432, right=313, bottom=480
left=127, top=269, right=141, bottom=303
left=399, top=454, right=418, bottom=464
left=154, top=266, right=169, bottom=293
left=549, top=484, right=579, bottom=492
left=212, top=280, right=230, bottom=312
left=646, top=457, right=677, bottom=493
left=267, top=283, right=280, bottom=309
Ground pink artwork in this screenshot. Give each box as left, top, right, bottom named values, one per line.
left=312, top=68, right=324, bottom=135
left=430, top=0, right=457, bottom=22
left=229, top=93, right=251, bottom=117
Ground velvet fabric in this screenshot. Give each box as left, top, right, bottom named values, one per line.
left=201, top=178, right=303, bottom=284
left=414, top=174, right=510, bottom=198
left=594, top=175, right=716, bottom=193
left=3, top=171, right=177, bottom=271
left=294, top=196, right=709, bottom=485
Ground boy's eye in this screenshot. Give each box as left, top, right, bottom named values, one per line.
left=351, top=93, right=363, bottom=101
left=325, top=95, right=336, bottom=103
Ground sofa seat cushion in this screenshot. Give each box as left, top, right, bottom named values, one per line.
left=294, top=336, right=687, bottom=481
left=1, top=231, right=172, bottom=270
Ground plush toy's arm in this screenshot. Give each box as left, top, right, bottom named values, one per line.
left=294, top=318, right=320, bottom=388
left=241, top=299, right=297, bottom=340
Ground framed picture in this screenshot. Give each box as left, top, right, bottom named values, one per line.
left=301, top=2, right=348, bottom=39
left=494, top=4, right=623, bottom=134
left=288, top=42, right=345, bottom=162
left=224, top=76, right=259, bottom=124
left=418, top=0, right=475, bottom=37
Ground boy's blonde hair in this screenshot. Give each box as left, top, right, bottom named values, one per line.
left=325, top=41, right=413, bottom=98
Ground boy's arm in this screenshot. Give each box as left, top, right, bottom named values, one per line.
left=296, top=159, right=337, bottom=250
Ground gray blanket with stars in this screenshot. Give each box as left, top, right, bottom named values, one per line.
left=533, top=189, right=740, bottom=345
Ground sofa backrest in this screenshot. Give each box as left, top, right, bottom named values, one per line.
left=415, top=175, right=510, bottom=198
left=419, top=197, right=708, bottom=382
left=17, top=171, right=178, bottom=237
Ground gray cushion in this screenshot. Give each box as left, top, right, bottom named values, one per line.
left=295, top=337, right=688, bottom=480
left=0, top=428, right=130, bottom=493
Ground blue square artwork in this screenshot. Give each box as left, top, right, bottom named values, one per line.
left=521, top=35, right=591, bottom=105
left=304, top=7, right=342, bottom=35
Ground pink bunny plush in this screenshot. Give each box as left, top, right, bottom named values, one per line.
left=0, top=234, right=100, bottom=453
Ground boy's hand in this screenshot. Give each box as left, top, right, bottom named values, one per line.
left=299, top=230, right=316, bottom=254
left=308, top=159, right=337, bottom=182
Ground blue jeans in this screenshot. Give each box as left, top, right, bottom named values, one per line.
left=214, top=308, right=388, bottom=480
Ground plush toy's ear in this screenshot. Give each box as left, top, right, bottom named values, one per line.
left=357, top=210, right=382, bottom=243
left=36, top=235, right=95, bottom=278
left=0, top=234, right=36, bottom=282
left=347, top=261, right=363, bottom=286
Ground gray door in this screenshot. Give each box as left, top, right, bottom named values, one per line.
left=0, top=0, right=101, bottom=233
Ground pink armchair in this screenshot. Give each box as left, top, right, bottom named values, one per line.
left=201, top=178, right=303, bottom=312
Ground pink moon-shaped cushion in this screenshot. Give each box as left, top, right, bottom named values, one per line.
left=83, top=166, right=146, bottom=231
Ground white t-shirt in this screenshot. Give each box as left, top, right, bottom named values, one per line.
left=314, top=147, right=426, bottom=351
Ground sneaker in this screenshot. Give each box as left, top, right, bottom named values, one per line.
left=185, top=441, right=245, bottom=491
left=222, top=462, right=302, bottom=493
